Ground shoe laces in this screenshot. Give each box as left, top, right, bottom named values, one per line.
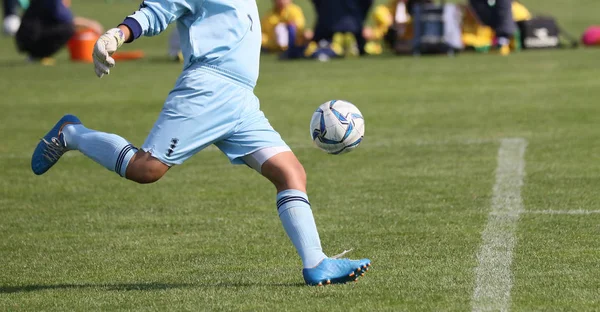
left=42, top=136, right=66, bottom=162
left=331, top=249, right=353, bottom=259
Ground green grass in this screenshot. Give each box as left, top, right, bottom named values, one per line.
left=1, top=0, right=600, bottom=311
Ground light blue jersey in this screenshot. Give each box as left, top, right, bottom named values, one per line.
left=124, top=0, right=262, bottom=88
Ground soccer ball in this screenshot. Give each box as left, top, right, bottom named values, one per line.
left=310, top=100, right=365, bottom=155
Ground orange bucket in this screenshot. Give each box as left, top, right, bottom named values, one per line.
left=67, top=29, right=99, bottom=63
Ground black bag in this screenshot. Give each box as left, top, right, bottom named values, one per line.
left=411, top=1, right=451, bottom=55
left=518, top=16, right=579, bottom=49
left=409, top=1, right=463, bottom=55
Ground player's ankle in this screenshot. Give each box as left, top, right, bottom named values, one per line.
left=61, top=124, right=84, bottom=150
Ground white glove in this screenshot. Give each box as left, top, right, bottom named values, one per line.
left=93, top=28, right=126, bottom=78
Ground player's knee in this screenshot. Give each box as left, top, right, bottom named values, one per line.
left=281, top=161, right=306, bottom=191
left=262, top=151, right=307, bottom=191
left=134, top=167, right=165, bottom=184
left=126, top=153, right=169, bottom=184
left=288, top=160, right=307, bottom=185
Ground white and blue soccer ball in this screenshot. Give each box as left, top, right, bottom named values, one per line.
left=310, top=100, right=365, bottom=155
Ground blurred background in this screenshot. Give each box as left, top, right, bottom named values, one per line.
left=1, top=0, right=599, bottom=64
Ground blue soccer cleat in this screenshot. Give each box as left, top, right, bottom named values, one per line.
left=31, top=114, right=81, bottom=175
left=303, top=250, right=371, bottom=286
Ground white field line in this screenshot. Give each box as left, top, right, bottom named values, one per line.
left=487, top=209, right=600, bottom=216
left=0, top=138, right=494, bottom=159
left=472, top=138, right=528, bottom=312
left=525, top=209, right=600, bottom=215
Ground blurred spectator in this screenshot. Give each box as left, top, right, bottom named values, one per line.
left=15, top=0, right=103, bottom=64
left=363, top=0, right=417, bottom=55
left=168, top=30, right=182, bottom=62
left=307, top=0, right=373, bottom=58
left=463, top=0, right=530, bottom=54
left=261, top=0, right=309, bottom=59
left=2, top=0, right=21, bottom=36
left=468, top=0, right=516, bottom=55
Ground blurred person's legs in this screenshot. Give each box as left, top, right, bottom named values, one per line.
left=168, top=30, right=182, bottom=62
left=16, top=17, right=75, bottom=63
left=30, top=24, right=75, bottom=58
left=3, top=0, right=20, bottom=36
left=469, top=0, right=515, bottom=55
left=278, top=24, right=306, bottom=59
left=354, top=30, right=366, bottom=55
left=304, top=33, right=344, bottom=61
left=310, top=0, right=371, bottom=58
left=305, top=32, right=360, bottom=60
left=490, top=0, right=515, bottom=55
left=261, top=23, right=307, bottom=60
left=2, top=0, right=18, bottom=16
left=468, top=0, right=492, bottom=27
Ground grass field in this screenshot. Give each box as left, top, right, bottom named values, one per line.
left=1, top=0, right=599, bottom=311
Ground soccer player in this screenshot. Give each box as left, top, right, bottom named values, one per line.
left=31, top=0, right=371, bottom=286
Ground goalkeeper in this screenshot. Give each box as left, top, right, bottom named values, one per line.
left=30, top=0, right=371, bottom=286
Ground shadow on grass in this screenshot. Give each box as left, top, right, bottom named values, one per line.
left=0, top=281, right=305, bottom=293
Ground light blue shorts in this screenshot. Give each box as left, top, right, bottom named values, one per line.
left=141, top=66, right=289, bottom=167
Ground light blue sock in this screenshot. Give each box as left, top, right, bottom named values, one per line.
left=62, top=124, right=137, bottom=177
left=277, top=189, right=327, bottom=268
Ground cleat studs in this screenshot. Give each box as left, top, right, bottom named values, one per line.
left=349, top=272, right=355, bottom=277
left=367, top=263, right=371, bottom=267
left=318, top=282, right=323, bottom=286
left=362, top=265, right=367, bottom=269
left=365, top=268, right=369, bottom=271
left=354, top=278, right=358, bottom=282
left=360, top=273, right=365, bottom=276
left=356, top=268, right=361, bottom=272
left=326, top=279, right=331, bottom=285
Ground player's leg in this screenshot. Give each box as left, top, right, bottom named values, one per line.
left=256, top=149, right=306, bottom=193
left=30, top=114, right=168, bottom=183
left=251, top=149, right=370, bottom=285
left=250, top=148, right=327, bottom=269
left=32, top=71, right=241, bottom=182
left=63, top=124, right=169, bottom=183
left=217, top=95, right=371, bottom=286
left=124, top=151, right=169, bottom=184
left=31, top=114, right=133, bottom=177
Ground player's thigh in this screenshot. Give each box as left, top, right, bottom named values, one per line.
left=215, top=100, right=291, bottom=173
left=142, top=74, right=241, bottom=166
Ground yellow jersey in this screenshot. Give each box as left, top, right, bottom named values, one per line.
left=261, top=4, right=306, bottom=52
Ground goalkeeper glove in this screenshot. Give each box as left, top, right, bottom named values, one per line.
left=93, top=28, right=126, bottom=78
